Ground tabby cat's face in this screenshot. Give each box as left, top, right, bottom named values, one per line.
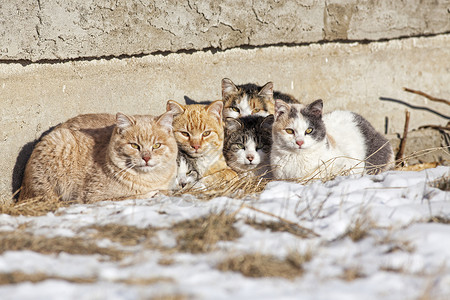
left=222, top=78, right=275, bottom=119
left=272, top=99, right=326, bottom=151
left=224, top=115, right=273, bottom=172
left=168, top=100, right=224, bottom=158
left=109, top=112, right=177, bottom=174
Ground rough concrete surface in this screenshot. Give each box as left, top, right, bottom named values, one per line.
left=1, top=34, right=449, bottom=199
left=0, top=0, right=449, bottom=61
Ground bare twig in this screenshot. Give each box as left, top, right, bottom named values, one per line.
left=403, top=87, right=450, bottom=106
left=396, top=110, right=410, bottom=163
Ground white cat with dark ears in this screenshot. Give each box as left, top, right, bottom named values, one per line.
left=270, top=99, right=395, bottom=180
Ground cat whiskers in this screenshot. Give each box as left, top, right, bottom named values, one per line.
left=113, top=163, right=136, bottom=182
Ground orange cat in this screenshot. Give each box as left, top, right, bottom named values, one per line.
left=167, top=100, right=237, bottom=187
left=19, top=110, right=178, bottom=203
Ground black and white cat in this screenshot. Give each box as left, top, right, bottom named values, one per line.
left=224, top=115, right=274, bottom=176
left=270, top=99, right=394, bottom=180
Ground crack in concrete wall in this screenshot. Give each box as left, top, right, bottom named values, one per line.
left=1, top=0, right=449, bottom=62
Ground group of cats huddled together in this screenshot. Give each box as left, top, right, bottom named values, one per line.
left=19, top=78, right=394, bottom=203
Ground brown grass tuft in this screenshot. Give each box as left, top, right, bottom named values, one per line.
left=217, top=250, right=311, bottom=279
left=0, top=271, right=97, bottom=285
left=245, top=218, right=312, bottom=238
left=173, top=211, right=240, bottom=253
left=0, top=196, right=73, bottom=217
left=340, top=266, right=366, bottom=281
left=87, top=224, right=157, bottom=246
left=430, top=175, right=450, bottom=192
left=0, top=271, right=174, bottom=286
left=174, top=172, right=272, bottom=200
left=428, top=216, right=450, bottom=224
left=116, top=276, right=174, bottom=285
left=0, top=231, right=127, bottom=261
left=344, top=214, right=375, bottom=242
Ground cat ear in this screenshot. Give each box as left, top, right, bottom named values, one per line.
left=116, top=113, right=135, bottom=130
left=222, top=78, right=238, bottom=98
left=307, top=99, right=323, bottom=117
left=260, top=114, right=274, bottom=130
left=206, top=100, right=223, bottom=123
left=274, top=99, right=290, bottom=121
left=156, top=111, right=175, bottom=133
left=225, top=117, right=242, bottom=132
left=166, top=100, right=185, bottom=115
left=258, top=82, right=274, bottom=98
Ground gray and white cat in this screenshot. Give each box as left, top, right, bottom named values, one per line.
left=224, top=115, right=274, bottom=176
left=271, top=99, right=394, bottom=180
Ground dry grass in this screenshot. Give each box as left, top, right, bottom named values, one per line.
left=0, top=196, right=74, bottom=217
left=340, top=266, right=366, bottom=281
left=116, top=276, right=174, bottom=285
left=0, top=271, right=97, bottom=285
left=0, top=231, right=127, bottom=261
left=245, top=218, right=313, bottom=238
left=173, top=172, right=272, bottom=201
left=173, top=211, right=240, bottom=253
left=428, top=216, right=450, bottom=224
left=86, top=224, right=157, bottom=246
left=0, top=271, right=173, bottom=286
left=344, top=214, right=375, bottom=242
left=430, top=175, right=450, bottom=192
left=217, top=250, right=312, bottom=279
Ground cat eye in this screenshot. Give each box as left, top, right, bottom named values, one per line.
left=130, top=143, right=140, bottom=150
left=305, top=128, right=313, bottom=134
left=202, top=131, right=211, bottom=137
left=152, top=143, right=161, bottom=149
left=235, top=144, right=244, bottom=149
left=252, top=108, right=261, bottom=114
left=285, top=128, right=295, bottom=135
left=231, top=107, right=240, bottom=113
left=180, top=131, right=190, bottom=137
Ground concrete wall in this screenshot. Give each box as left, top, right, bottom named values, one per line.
left=1, top=1, right=450, bottom=200
left=2, top=0, right=449, bottom=61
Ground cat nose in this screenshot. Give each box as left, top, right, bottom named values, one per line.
left=142, top=155, right=151, bottom=163
left=247, top=155, right=254, bottom=162
left=296, top=140, right=304, bottom=147
left=191, top=144, right=201, bottom=150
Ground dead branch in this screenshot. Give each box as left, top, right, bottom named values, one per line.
left=403, top=87, right=450, bottom=106
left=396, top=110, right=410, bottom=163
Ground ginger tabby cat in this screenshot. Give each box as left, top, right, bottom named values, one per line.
left=167, top=100, right=237, bottom=187
left=19, top=109, right=179, bottom=202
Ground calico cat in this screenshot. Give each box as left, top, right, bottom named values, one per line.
left=19, top=110, right=179, bottom=202
left=270, top=99, right=394, bottom=180
left=223, top=115, right=274, bottom=176
left=221, top=78, right=298, bottom=119
left=167, top=100, right=237, bottom=186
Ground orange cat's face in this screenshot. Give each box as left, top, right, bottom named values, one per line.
left=109, top=112, right=178, bottom=174
left=167, top=100, right=224, bottom=158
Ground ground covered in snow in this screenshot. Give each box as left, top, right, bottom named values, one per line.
left=0, top=167, right=449, bottom=300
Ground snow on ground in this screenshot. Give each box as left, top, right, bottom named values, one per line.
left=0, top=167, right=449, bottom=300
